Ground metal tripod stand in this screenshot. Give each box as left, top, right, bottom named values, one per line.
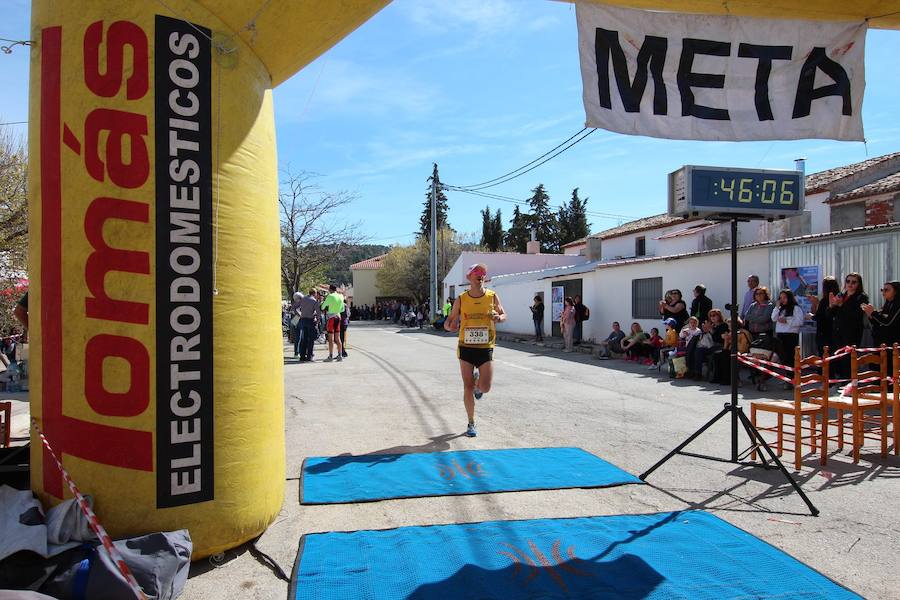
left=639, top=218, right=818, bottom=517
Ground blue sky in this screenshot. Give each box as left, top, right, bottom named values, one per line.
left=3, top=0, right=899, bottom=246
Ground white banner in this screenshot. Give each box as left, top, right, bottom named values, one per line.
left=576, top=3, right=866, bottom=141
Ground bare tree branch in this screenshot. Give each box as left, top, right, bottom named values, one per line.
left=279, top=168, right=366, bottom=295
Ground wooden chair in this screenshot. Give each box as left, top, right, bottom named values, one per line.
left=827, top=347, right=890, bottom=463
left=891, top=345, right=900, bottom=456
left=751, top=347, right=829, bottom=471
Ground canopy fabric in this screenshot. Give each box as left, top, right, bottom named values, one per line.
left=565, top=1, right=900, bottom=29
left=195, top=0, right=391, bottom=86
left=198, top=1, right=900, bottom=88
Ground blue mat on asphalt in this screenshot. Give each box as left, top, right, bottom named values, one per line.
left=290, top=510, right=860, bottom=600
left=300, top=447, right=641, bottom=504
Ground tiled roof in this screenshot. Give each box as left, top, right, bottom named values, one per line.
left=805, top=152, right=900, bottom=193
left=827, top=171, right=900, bottom=204
left=592, top=214, right=702, bottom=240
left=350, top=254, right=386, bottom=270
left=562, top=237, right=587, bottom=248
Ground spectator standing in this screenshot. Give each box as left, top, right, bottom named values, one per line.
left=596, top=322, right=626, bottom=359
left=339, top=301, right=350, bottom=358
left=297, top=290, right=321, bottom=362
left=289, top=292, right=303, bottom=350
left=573, top=295, right=590, bottom=345
left=863, top=280, right=900, bottom=347
left=829, top=272, right=869, bottom=379
left=691, top=284, right=713, bottom=326
left=659, top=289, right=689, bottom=331
left=320, top=284, right=345, bottom=362
left=740, top=275, right=760, bottom=321
left=772, top=289, right=805, bottom=371
left=744, top=287, right=775, bottom=338
left=530, top=296, right=545, bottom=342
left=561, top=297, right=576, bottom=352
left=810, top=276, right=840, bottom=356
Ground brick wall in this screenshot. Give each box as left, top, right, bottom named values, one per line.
left=865, top=197, right=894, bottom=226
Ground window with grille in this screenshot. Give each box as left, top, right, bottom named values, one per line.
left=632, top=277, right=662, bottom=318
left=635, top=236, right=646, bottom=257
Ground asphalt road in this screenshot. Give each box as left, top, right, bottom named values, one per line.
left=181, top=321, right=899, bottom=599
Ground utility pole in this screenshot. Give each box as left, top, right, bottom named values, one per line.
left=430, top=164, right=438, bottom=320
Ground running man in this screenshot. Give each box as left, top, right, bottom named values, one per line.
left=320, top=284, right=345, bottom=362
left=444, top=263, right=506, bottom=437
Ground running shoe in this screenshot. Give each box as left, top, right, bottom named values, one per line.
left=465, top=422, right=477, bottom=437
left=341, top=351, right=348, bottom=358
left=336, top=355, right=343, bottom=362
left=473, top=370, right=483, bottom=400
left=324, top=355, right=333, bottom=362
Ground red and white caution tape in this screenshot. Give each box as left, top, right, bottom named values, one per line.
left=737, top=354, right=794, bottom=383
left=32, top=419, right=147, bottom=600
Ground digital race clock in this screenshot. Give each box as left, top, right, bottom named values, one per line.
left=668, top=165, right=805, bottom=219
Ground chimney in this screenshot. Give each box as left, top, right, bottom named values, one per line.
left=526, top=227, right=540, bottom=254
left=794, top=157, right=806, bottom=174
left=586, top=237, right=602, bottom=261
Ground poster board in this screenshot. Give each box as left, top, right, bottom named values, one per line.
left=552, top=286, right=565, bottom=322
left=781, top=266, right=820, bottom=333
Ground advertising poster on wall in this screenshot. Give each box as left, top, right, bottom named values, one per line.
left=781, top=266, right=820, bottom=333
left=552, top=286, right=565, bottom=322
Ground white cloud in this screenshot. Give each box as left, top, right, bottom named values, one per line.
left=400, top=0, right=520, bottom=34
left=274, top=58, right=441, bottom=123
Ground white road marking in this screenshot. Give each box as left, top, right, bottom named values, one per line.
left=494, top=358, right=558, bottom=377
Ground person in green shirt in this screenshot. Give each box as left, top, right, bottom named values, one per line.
left=443, top=298, right=453, bottom=318
left=320, top=284, right=345, bottom=362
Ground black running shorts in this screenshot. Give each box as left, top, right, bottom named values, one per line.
left=457, top=345, right=493, bottom=368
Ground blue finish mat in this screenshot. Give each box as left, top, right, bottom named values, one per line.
left=300, top=447, right=641, bottom=504
left=291, top=510, right=860, bottom=600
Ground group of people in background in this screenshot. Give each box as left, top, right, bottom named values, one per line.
left=353, top=300, right=433, bottom=328
left=587, top=272, right=900, bottom=384
left=531, top=295, right=590, bottom=351
left=285, top=284, right=349, bottom=362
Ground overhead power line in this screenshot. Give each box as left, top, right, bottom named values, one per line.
left=446, top=127, right=597, bottom=191
left=444, top=185, right=636, bottom=222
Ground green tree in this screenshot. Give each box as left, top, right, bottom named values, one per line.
left=0, top=125, right=28, bottom=336
left=490, top=208, right=504, bottom=251
left=558, top=187, right=591, bottom=246
left=526, top=183, right=560, bottom=253
left=378, top=228, right=466, bottom=304
left=419, top=163, right=450, bottom=239
left=505, top=205, right=530, bottom=253
left=479, top=206, right=504, bottom=251
left=480, top=205, right=493, bottom=249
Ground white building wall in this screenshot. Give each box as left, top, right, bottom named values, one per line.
left=586, top=247, right=769, bottom=337
left=492, top=247, right=769, bottom=338
left=492, top=279, right=553, bottom=338
left=443, top=251, right=585, bottom=303
left=806, top=191, right=831, bottom=234
left=350, top=269, right=380, bottom=306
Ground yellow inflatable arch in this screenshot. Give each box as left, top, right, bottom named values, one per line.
left=28, top=0, right=899, bottom=559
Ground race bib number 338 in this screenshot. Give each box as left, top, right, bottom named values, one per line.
left=464, top=327, right=489, bottom=345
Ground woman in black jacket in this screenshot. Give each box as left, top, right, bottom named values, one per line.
left=809, top=276, right=840, bottom=356
left=863, top=280, right=900, bottom=347
left=829, top=272, right=869, bottom=378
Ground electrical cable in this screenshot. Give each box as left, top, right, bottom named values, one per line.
left=449, top=128, right=597, bottom=191
left=444, top=185, right=636, bottom=221
left=449, top=127, right=589, bottom=190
